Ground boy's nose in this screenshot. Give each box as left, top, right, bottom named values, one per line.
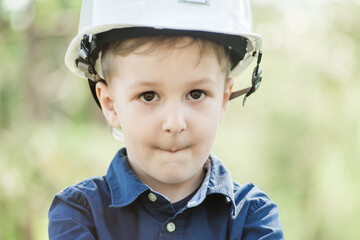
left=161, top=102, right=187, bottom=134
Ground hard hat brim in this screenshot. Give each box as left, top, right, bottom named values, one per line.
left=65, top=25, right=262, bottom=79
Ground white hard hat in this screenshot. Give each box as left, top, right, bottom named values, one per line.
left=65, top=0, right=264, bottom=106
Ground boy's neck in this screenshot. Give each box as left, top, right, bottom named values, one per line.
left=139, top=165, right=206, bottom=203
left=161, top=169, right=205, bottom=203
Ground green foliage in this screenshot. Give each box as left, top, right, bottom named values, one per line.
left=0, top=0, right=359, bottom=239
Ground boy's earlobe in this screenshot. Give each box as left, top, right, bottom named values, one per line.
left=220, top=78, right=234, bottom=122
left=224, top=77, right=234, bottom=101
left=227, top=78, right=234, bottom=96
left=96, top=82, right=121, bottom=128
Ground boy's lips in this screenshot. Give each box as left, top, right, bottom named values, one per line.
left=155, top=144, right=190, bottom=153
left=167, top=148, right=185, bottom=153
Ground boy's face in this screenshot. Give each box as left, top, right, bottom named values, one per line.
left=97, top=39, right=233, bottom=198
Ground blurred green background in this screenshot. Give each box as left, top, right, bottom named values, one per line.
left=0, top=0, right=359, bottom=239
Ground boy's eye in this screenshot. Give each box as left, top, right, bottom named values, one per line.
left=187, top=90, right=206, bottom=101
left=140, top=91, right=159, bottom=102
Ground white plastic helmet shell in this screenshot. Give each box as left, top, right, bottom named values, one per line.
left=65, top=0, right=262, bottom=79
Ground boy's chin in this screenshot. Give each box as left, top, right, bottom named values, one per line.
left=155, top=167, right=203, bottom=187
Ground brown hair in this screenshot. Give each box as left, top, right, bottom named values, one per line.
left=101, top=35, right=231, bottom=81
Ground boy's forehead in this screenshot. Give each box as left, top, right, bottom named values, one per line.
left=109, top=45, right=225, bottom=90
left=131, top=37, right=214, bottom=56
left=103, top=35, right=230, bottom=84
left=132, top=46, right=220, bottom=73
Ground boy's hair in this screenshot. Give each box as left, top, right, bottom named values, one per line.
left=100, top=35, right=232, bottom=82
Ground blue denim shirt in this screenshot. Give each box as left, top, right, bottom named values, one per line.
left=49, top=148, right=284, bottom=239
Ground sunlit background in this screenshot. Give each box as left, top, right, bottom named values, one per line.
left=0, top=0, right=359, bottom=239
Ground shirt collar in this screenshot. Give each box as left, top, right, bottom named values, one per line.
left=106, top=148, right=235, bottom=208
left=187, top=153, right=235, bottom=208
left=208, top=153, right=235, bottom=200
left=105, top=148, right=149, bottom=207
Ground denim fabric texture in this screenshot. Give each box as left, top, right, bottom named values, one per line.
left=48, top=148, right=284, bottom=239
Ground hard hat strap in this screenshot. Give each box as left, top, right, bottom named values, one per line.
left=229, top=51, right=263, bottom=105
left=88, top=78, right=107, bottom=109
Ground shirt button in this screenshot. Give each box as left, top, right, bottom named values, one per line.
left=148, top=193, right=157, bottom=202
left=166, top=222, right=176, bottom=232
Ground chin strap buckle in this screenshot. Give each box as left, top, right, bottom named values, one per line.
left=75, top=34, right=99, bottom=81
left=75, top=34, right=106, bottom=109
left=242, top=51, right=263, bottom=106
left=229, top=51, right=263, bottom=106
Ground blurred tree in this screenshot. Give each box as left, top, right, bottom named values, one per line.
left=0, top=0, right=359, bottom=239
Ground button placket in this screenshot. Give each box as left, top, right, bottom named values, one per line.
left=166, top=222, right=176, bottom=232
left=148, top=192, right=157, bottom=202
left=159, top=215, right=186, bottom=239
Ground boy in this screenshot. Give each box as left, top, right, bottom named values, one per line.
left=49, top=0, right=284, bottom=239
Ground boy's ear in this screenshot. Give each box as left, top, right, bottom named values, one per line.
left=220, top=77, right=234, bottom=122
left=96, top=82, right=121, bottom=128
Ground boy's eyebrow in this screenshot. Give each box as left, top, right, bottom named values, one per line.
left=191, top=78, right=218, bottom=85
left=127, top=77, right=218, bottom=89
left=126, top=80, right=161, bottom=89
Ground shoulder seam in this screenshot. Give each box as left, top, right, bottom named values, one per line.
left=246, top=197, right=267, bottom=217
left=59, top=185, right=92, bottom=210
